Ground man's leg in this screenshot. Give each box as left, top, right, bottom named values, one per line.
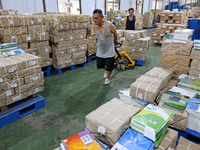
left=106, top=71, right=112, bottom=79
left=104, top=57, right=115, bottom=85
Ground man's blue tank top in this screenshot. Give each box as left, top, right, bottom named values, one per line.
left=126, top=16, right=135, bottom=30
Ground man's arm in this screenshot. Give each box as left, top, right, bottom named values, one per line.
left=135, top=16, right=141, bottom=29
left=109, top=23, right=118, bottom=42
left=123, top=17, right=127, bottom=29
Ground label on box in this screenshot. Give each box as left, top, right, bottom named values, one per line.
left=131, top=34, right=134, bottom=37
left=199, top=74, right=200, bottom=78
left=162, top=14, right=165, bottom=16
left=9, top=11, right=15, bottom=15
left=38, top=18, right=42, bottom=22
left=176, top=14, right=180, bottom=16
left=31, top=20, right=34, bottom=25
left=72, top=48, right=75, bottom=52
left=160, top=34, right=164, bottom=36
left=161, top=21, right=164, bottom=23
left=13, top=95, right=21, bottom=102
left=80, top=134, right=93, bottom=146
left=162, top=26, right=166, bottom=28
left=10, top=82, right=17, bottom=88
left=153, top=34, right=157, bottom=36
left=138, top=93, right=143, bottom=99
left=160, top=41, right=162, bottom=44
left=111, top=143, right=129, bottom=150
left=132, top=49, right=135, bottom=52
left=45, top=48, right=49, bottom=52
left=61, top=50, right=64, bottom=54
left=169, top=21, right=172, bottom=23
left=98, top=126, right=106, bottom=134
left=166, top=31, right=170, bottom=33
left=6, top=90, right=12, bottom=97
left=32, top=76, right=39, bottom=81
left=27, top=36, right=31, bottom=41
left=0, top=77, right=3, bottom=83
left=29, top=60, right=36, bottom=66
left=139, top=48, right=143, bottom=51
left=144, top=125, right=156, bottom=141
left=32, top=52, right=36, bottom=55
left=154, top=40, right=157, bottom=43
left=47, top=61, right=50, bottom=65
left=34, top=88, right=39, bottom=93
left=60, top=37, right=64, bottom=41
left=176, top=21, right=180, bottom=23
left=60, top=24, right=63, bottom=29
left=11, top=36, right=16, bottom=39
left=42, top=32, right=45, bottom=35
left=80, top=35, right=83, bottom=38
left=70, top=36, right=73, bottom=40
left=119, top=34, right=121, bottom=37
left=169, top=26, right=173, bottom=29
left=8, top=66, right=17, bottom=73
left=9, top=20, right=14, bottom=25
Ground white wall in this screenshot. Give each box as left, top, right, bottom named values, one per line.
left=96, top=0, right=105, bottom=15
left=81, top=0, right=95, bottom=15
left=2, top=0, right=58, bottom=14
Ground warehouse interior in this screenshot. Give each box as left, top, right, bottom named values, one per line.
left=0, top=0, right=200, bottom=150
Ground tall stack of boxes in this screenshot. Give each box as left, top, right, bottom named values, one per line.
left=0, top=14, right=52, bottom=67
left=189, top=44, right=200, bottom=77
left=143, top=12, right=154, bottom=28
left=117, top=30, right=150, bottom=61
left=86, top=16, right=97, bottom=57
left=49, top=14, right=89, bottom=69
left=161, top=39, right=193, bottom=79
left=152, top=11, right=188, bottom=44
left=0, top=53, right=44, bottom=107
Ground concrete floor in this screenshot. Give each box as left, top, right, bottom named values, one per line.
left=0, top=29, right=161, bottom=150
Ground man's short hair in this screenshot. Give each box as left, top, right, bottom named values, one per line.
left=93, top=9, right=103, bottom=16
left=128, top=8, right=134, bottom=12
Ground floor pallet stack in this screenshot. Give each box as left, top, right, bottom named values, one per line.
left=48, top=13, right=89, bottom=70
left=117, top=30, right=150, bottom=62
left=143, top=11, right=154, bottom=28
left=152, top=11, right=188, bottom=45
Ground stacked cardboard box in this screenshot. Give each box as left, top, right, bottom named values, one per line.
left=189, top=47, right=200, bottom=77
left=118, top=30, right=150, bottom=61
left=161, top=39, right=193, bottom=79
left=0, top=15, right=52, bottom=67
left=0, top=9, right=18, bottom=15
left=0, top=53, right=44, bottom=107
left=49, top=14, right=89, bottom=69
left=176, top=137, right=200, bottom=150
left=143, top=12, right=154, bottom=28
left=86, top=16, right=97, bottom=57
left=152, top=11, right=188, bottom=44
left=130, top=67, right=173, bottom=103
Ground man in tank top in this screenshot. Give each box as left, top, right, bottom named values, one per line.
left=93, top=9, right=118, bottom=85
left=123, top=8, right=141, bottom=30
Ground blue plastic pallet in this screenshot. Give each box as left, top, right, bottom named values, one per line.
left=42, top=65, right=52, bottom=77
left=54, top=62, right=87, bottom=74
left=0, top=94, right=45, bottom=128
left=87, top=56, right=97, bottom=63
left=143, top=25, right=156, bottom=29
left=135, top=60, right=144, bottom=66
left=169, top=127, right=200, bottom=144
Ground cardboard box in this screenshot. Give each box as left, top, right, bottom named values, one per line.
left=190, top=60, right=200, bottom=71
left=176, top=136, right=200, bottom=150
left=161, top=39, right=193, bottom=56
left=75, top=15, right=89, bottom=23
left=34, top=15, right=47, bottom=25
left=160, top=16, right=168, bottom=23
left=22, top=34, right=37, bottom=43
left=72, top=51, right=86, bottom=59
left=85, top=98, right=141, bottom=146
left=189, top=70, right=200, bottom=78
left=156, top=128, right=178, bottom=150
left=73, top=39, right=87, bottom=46
left=190, top=48, right=200, bottom=61
left=136, top=46, right=148, bottom=54
left=130, top=75, right=163, bottom=103
left=17, top=43, right=28, bottom=50
left=120, top=37, right=136, bottom=46
left=51, top=41, right=73, bottom=49
left=28, top=25, right=47, bottom=34
left=124, top=31, right=140, bottom=40
left=41, top=59, right=52, bottom=67
left=161, top=52, right=190, bottom=67
left=36, top=32, right=49, bottom=41
left=1, top=35, right=22, bottom=43
left=0, top=26, right=27, bottom=35
left=0, top=15, right=22, bottom=27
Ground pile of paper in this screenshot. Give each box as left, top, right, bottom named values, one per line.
left=193, top=39, right=200, bottom=50
left=186, top=98, right=200, bottom=133
left=178, top=74, right=200, bottom=92
left=129, top=104, right=174, bottom=147
left=172, top=29, right=193, bottom=44
left=111, top=128, right=155, bottom=150
left=159, top=93, right=188, bottom=112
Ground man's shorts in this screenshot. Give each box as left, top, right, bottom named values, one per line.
left=96, top=57, right=115, bottom=71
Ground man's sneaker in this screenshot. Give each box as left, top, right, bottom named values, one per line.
left=104, top=71, right=107, bottom=78
left=104, top=78, right=110, bottom=85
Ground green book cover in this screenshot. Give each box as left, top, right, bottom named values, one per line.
left=130, top=104, right=174, bottom=141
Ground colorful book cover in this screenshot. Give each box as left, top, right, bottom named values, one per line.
left=61, top=130, right=102, bottom=150
left=111, top=128, right=155, bottom=150
left=130, top=104, right=173, bottom=141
